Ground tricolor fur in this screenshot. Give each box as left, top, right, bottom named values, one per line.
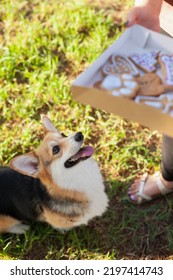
left=0, top=116, right=108, bottom=234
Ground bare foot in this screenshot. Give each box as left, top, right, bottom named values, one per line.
left=128, top=172, right=173, bottom=204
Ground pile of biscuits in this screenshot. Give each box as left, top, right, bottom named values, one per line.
left=93, top=51, right=173, bottom=114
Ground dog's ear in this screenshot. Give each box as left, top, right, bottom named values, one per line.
left=41, top=115, right=59, bottom=134
left=9, top=152, right=39, bottom=178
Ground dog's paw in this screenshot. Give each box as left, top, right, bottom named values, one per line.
left=8, top=223, right=30, bottom=234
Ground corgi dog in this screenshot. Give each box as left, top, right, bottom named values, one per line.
left=0, top=116, right=108, bottom=234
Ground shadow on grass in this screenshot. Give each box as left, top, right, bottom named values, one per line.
left=1, top=179, right=173, bottom=260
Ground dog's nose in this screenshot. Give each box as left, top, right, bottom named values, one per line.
left=75, top=132, right=84, bottom=142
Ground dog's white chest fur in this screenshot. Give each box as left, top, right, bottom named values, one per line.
left=51, top=157, right=108, bottom=226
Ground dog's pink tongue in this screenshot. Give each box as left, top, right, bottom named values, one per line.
left=77, top=146, right=94, bottom=157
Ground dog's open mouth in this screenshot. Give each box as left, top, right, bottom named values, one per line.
left=64, top=146, right=94, bottom=168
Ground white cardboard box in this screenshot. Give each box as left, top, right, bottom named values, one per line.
left=71, top=25, right=173, bottom=137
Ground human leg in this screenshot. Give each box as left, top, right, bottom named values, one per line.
left=161, top=134, right=173, bottom=181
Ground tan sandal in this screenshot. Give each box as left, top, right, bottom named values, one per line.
left=130, top=171, right=173, bottom=204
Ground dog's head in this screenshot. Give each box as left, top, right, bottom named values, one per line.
left=9, top=116, right=94, bottom=181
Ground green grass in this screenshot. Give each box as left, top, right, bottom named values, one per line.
left=0, top=0, right=173, bottom=260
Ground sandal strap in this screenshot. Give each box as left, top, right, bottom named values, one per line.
left=154, top=171, right=172, bottom=195
left=137, top=173, right=152, bottom=204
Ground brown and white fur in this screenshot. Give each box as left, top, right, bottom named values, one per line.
left=0, top=116, right=108, bottom=234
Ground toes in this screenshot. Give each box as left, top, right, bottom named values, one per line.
left=129, top=194, right=138, bottom=201
left=128, top=181, right=140, bottom=195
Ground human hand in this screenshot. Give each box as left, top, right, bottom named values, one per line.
left=126, top=6, right=160, bottom=32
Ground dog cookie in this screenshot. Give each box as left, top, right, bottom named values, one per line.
left=102, top=54, right=139, bottom=77
left=135, top=73, right=165, bottom=97
left=159, top=54, right=173, bottom=89
left=99, top=73, right=139, bottom=99
left=130, top=51, right=159, bottom=73
left=135, top=95, right=167, bottom=110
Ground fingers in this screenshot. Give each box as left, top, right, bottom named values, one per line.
left=126, top=7, right=138, bottom=27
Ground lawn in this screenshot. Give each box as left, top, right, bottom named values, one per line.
left=0, top=0, right=173, bottom=260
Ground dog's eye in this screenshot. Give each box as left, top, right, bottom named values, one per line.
left=61, top=133, right=67, bottom=137
left=52, top=145, right=60, bottom=155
